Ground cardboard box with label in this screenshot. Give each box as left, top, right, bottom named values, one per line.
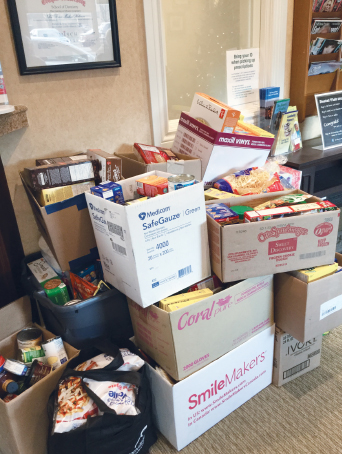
left=85, top=171, right=210, bottom=307
left=115, top=150, right=202, bottom=181
left=0, top=297, right=79, bottom=454
left=172, top=112, right=273, bottom=186
left=128, top=274, right=274, bottom=380
left=273, top=326, right=322, bottom=386
left=275, top=253, right=342, bottom=343
left=147, top=325, right=275, bottom=451
left=206, top=190, right=340, bottom=282
left=21, top=174, right=98, bottom=271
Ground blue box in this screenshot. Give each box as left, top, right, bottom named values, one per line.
left=91, top=181, right=124, bottom=204
left=260, top=87, right=280, bottom=101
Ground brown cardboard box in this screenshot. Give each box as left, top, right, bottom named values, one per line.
left=206, top=190, right=340, bottom=282
left=274, top=253, right=342, bottom=343
left=0, top=297, right=79, bottom=454
left=21, top=174, right=97, bottom=271
left=115, top=150, right=202, bottom=181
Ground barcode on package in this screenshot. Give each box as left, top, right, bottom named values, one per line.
left=107, top=221, right=124, bottom=240
left=283, top=359, right=310, bottom=380
left=111, top=242, right=126, bottom=256
left=299, top=251, right=326, bottom=260
left=178, top=265, right=192, bottom=278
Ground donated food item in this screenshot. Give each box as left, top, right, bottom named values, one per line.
left=3, top=394, right=18, bottom=403
left=36, top=154, right=88, bottom=166
left=204, top=188, right=241, bottom=201
left=289, top=262, right=339, bottom=283
left=86, top=149, right=122, bottom=184
left=23, top=160, right=94, bottom=190
left=36, top=181, right=94, bottom=207
left=126, top=197, right=148, bottom=205
left=64, top=299, right=83, bottom=306
left=0, top=356, right=5, bottom=372
left=0, top=371, right=19, bottom=395
left=278, top=165, right=302, bottom=189
left=189, top=93, right=240, bottom=133
left=235, top=120, right=275, bottom=138
left=160, top=288, right=213, bottom=311
left=133, top=143, right=177, bottom=164
left=136, top=175, right=169, bottom=197
left=187, top=275, right=222, bottom=292
left=168, top=174, right=195, bottom=191
left=4, top=359, right=29, bottom=376
left=70, top=272, right=98, bottom=300
left=76, top=264, right=97, bottom=284
left=75, top=350, right=144, bottom=372
left=17, top=328, right=43, bottom=349
left=42, top=337, right=68, bottom=370
left=25, top=360, right=52, bottom=387
left=214, top=167, right=285, bottom=195
left=206, top=204, right=239, bottom=225
left=254, top=194, right=312, bottom=210
left=20, top=346, right=45, bottom=364
left=90, top=181, right=124, bottom=204
left=27, top=257, right=58, bottom=285
left=43, top=278, right=70, bottom=306
left=230, top=206, right=254, bottom=222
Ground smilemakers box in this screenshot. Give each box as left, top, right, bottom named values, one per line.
left=207, top=190, right=340, bottom=282
left=128, top=274, right=274, bottom=380
left=147, top=324, right=275, bottom=451
left=272, top=326, right=322, bottom=387
left=115, top=150, right=202, bottom=181
left=274, top=253, right=342, bottom=343
left=172, top=112, right=273, bottom=186
left=85, top=171, right=210, bottom=307
left=0, top=297, right=79, bottom=454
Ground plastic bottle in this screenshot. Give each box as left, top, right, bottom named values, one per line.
left=0, top=62, right=9, bottom=105
left=0, top=371, right=19, bottom=396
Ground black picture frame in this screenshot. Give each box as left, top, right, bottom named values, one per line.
left=7, top=0, right=121, bottom=75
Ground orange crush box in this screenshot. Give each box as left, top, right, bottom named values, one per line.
left=136, top=175, right=169, bottom=197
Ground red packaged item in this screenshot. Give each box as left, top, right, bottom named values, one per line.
left=187, top=275, right=222, bottom=292
left=70, top=273, right=98, bottom=300
left=136, top=175, right=169, bottom=197
left=133, top=143, right=176, bottom=164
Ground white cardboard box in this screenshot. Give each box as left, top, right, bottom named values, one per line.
left=207, top=190, right=340, bottom=282
left=129, top=274, right=274, bottom=380
left=85, top=171, right=210, bottom=307
left=172, top=112, right=273, bottom=186
left=272, top=326, right=322, bottom=387
left=147, top=324, right=275, bottom=451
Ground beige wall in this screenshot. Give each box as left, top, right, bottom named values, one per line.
left=0, top=0, right=152, bottom=255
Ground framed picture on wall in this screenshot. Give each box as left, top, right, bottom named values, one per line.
left=7, top=0, right=121, bottom=75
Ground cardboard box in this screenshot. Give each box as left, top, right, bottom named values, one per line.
left=21, top=174, right=98, bottom=271
left=272, top=326, right=322, bottom=387
left=206, top=190, right=340, bottom=282
left=274, top=253, right=342, bottom=343
left=115, top=150, right=202, bottom=182
left=87, top=149, right=122, bottom=183
left=0, top=297, right=79, bottom=454
left=85, top=171, right=210, bottom=307
left=147, top=324, right=275, bottom=451
left=172, top=112, right=273, bottom=186
left=128, top=274, right=274, bottom=380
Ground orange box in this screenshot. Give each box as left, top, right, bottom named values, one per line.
left=136, top=175, right=169, bottom=197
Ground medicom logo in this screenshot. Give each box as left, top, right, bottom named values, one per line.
left=138, top=207, right=171, bottom=220
left=88, top=203, right=105, bottom=215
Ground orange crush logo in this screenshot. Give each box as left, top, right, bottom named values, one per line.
left=42, top=0, right=86, bottom=6
left=258, top=225, right=308, bottom=243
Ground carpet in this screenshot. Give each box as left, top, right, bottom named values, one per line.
left=150, top=326, right=342, bottom=454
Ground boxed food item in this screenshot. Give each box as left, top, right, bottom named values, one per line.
left=289, top=262, right=339, bottom=283
left=85, top=171, right=210, bottom=307
left=36, top=181, right=94, bottom=207
left=272, top=326, right=322, bottom=386
left=0, top=297, right=79, bottom=454
left=206, top=190, right=340, bottom=282
left=172, top=112, right=274, bottom=186
left=147, top=325, right=275, bottom=450
left=35, top=154, right=88, bottom=166
left=128, top=274, right=274, bottom=380
left=86, top=149, right=122, bottom=183
left=90, top=181, right=125, bottom=204
left=23, top=161, right=94, bottom=190
left=275, top=253, right=342, bottom=343
left=115, top=150, right=201, bottom=181
left=136, top=175, right=169, bottom=197
left=133, top=143, right=177, bottom=164
left=189, top=93, right=240, bottom=133
left=204, top=188, right=241, bottom=201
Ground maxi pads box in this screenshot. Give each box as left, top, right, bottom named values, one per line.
left=275, top=253, right=342, bottom=343
left=128, top=275, right=273, bottom=380
left=207, top=190, right=340, bottom=282
left=147, top=324, right=275, bottom=451
left=172, top=112, right=274, bottom=186
left=0, top=297, right=79, bottom=454
left=85, top=171, right=210, bottom=307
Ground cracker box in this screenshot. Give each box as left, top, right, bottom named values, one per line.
left=86, top=149, right=122, bottom=183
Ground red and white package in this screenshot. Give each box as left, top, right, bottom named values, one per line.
left=279, top=165, right=302, bottom=190
left=133, top=143, right=176, bottom=164
left=75, top=349, right=144, bottom=372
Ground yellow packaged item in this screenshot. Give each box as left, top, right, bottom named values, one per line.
left=166, top=297, right=209, bottom=312
left=236, top=120, right=275, bottom=138
left=159, top=288, right=213, bottom=311
left=37, top=181, right=95, bottom=206
left=126, top=197, right=148, bottom=205
left=204, top=188, right=241, bottom=201
left=290, top=262, right=338, bottom=283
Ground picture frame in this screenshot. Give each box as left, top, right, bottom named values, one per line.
left=7, top=0, right=121, bottom=75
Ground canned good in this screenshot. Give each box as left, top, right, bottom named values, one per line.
left=168, top=174, right=195, bottom=191
left=43, top=278, right=70, bottom=306
left=25, top=360, right=52, bottom=387
left=17, top=328, right=42, bottom=349
left=20, top=346, right=45, bottom=363
left=4, top=359, right=28, bottom=376
left=42, top=337, right=68, bottom=370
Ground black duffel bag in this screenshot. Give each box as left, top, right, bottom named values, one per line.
left=47, top=341, right=157, bottom=454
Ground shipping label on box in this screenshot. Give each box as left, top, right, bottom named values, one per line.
left=172, top=112, right=273, bottom=186
left=273, top=326, right=322, bottom=386
left=147, top=325, right=275, bottom=451
left=129, top=275, right=274, bottom=380
left=86, top=171, right=210, bottom=307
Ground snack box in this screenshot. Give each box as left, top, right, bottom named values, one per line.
left=206, top=190, right=340, bottom=282
left=204, top=188, right=241, bottom=201
left=189, top=93, right=240, bottom=133
left=35, top=154, right=88, bottom=166
left=133, top=143, right=177, bottom=164
left=289, top=262, right=339, bottom=283
left=36, top=181, right=94, bottom=207
left=159, top=288, right=213, bottom=311
left=136, top=175, right=169, bottom=197
left=90, top=181, right=124, bottom=204
left=86, top=149, right=122, bottom=184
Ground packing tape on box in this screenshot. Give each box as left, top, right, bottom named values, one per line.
left=44, top=193, right=88, bottom=215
